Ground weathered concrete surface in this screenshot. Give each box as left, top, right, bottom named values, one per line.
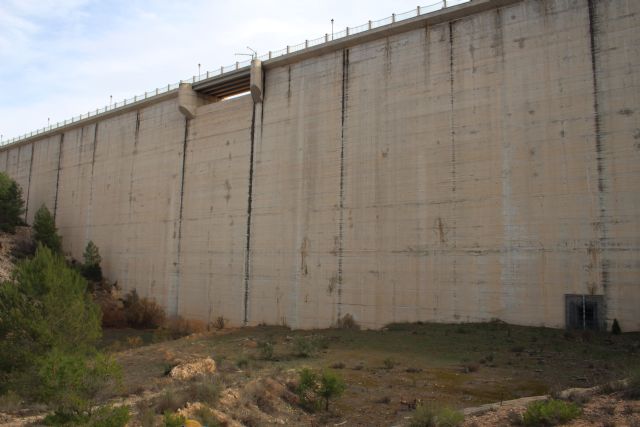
left=0, top=0, right=638, bottom=330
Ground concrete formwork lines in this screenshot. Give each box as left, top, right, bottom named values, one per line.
left=1, top=0, right=638, bottom=331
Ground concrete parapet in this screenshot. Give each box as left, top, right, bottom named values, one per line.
left=250, top=60, right=263, bottom=103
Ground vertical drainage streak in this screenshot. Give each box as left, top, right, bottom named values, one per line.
left=448, top=22, right=458, bottom=307
left=53, top=134, right=64, bottom=221
left=337, top=49, right=349, bottom=319
left=174, top=117, right=190, bottom=317
left=587, top=0, right=608, bottom=311
left=243, top=103, right=258, bottom=325
left=24, top=143, right=35, bottom=222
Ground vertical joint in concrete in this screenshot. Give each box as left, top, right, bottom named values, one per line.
left=337, top=48, right=350, bottom=320
left=24, top=143, right=35, bottom=223
left=53, top=134, right=64, bottom=221
left=243, top=101, right=259, bottom=326
left=587, top=0, right=609, bottom=315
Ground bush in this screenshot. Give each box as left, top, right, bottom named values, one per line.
left=409, top=403, right=464, bottom=427
left=293, top=336, right=318, bottom=358
left=0, top=172, right=25, bottom=233
left=335, top=313, right=360, bottom=330
left=0, top=245, right=101, bottom=385
left=32, top=205, right=62, bottom=254
left=522, top=399, right=581, bottom=426
left=35, top=350, right=121, bottom=417
left=318, top=370, right=346, bottom=411
left=194, top=406, right=220, bottom=427
left=611, top=318, right=622, bottom=335
left=296, top=368, right=346, bottom=412
left=186, top=375, right=222, bottom=406
left=123, top=289, right=166, bottom=329
left=0, top=245, right=121, bottom=419
left=87, top=405, right=131, bottom=427
left=163, top=411, right=186, bottom=427
left=82, top=240, right=103, bottom=282
left=258, top=340, right=275, bottom=360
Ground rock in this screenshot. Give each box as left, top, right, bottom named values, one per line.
left=169, top=357, right=216, bottom=381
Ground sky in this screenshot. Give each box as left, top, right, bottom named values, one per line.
left=0, top=0, right=468, bottom=142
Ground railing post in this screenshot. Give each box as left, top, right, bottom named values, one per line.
left=156, top=88, right=159, bottom=95
left=236, top=61, right=239, bottom=70
left=443, top=0, right=447, bottom=7
left=207, top=71, right=210, bottom=78
left=325, top=33, right=328, bottom=42
left=192, top=75, right=196, bottom=83
left=368, top=20, right=372, bottom=30
left=220, top=66, right=224, bottom=74
left=286, top=45, right=290, bottom=54
left=392, top=13, right=396, bottom=23
left=417, top=6, right=421, bottom=15
left=346, top=27, right=349, bottom=36
left=268, top=50, right=272, bottom=59
left=305, top=39, right=308, bottom=48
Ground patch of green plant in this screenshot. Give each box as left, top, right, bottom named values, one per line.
left=296, top=368, right=346, bottom=412
left=258, top=340, right=274, bottom=360
left=82, top=240, right=103, bottom=282
left=186, top=375, right=222, bottom=406
left=122, top=289, right=166, bottom=329
left=383, top=357, right=396, bottom=369
left=155, top=390, right=188, bottom=414
left=33, top=205, right=62, bottom=254
left=0, top=245, right=121, bottom=420
left=293, top=336, right=318, bottom=358
left=409, top=403, right=464, bottom=427
left=163, top=411, right=186, bottom=427
left=522, top=399, right=581, bottom=426
left=0, top=172, right=25, bottom=233
left=87, top=405, right=130, bottom=427
left=193, top=406, right=220, bottom=427
left=236, top=356, right=249, bottom=369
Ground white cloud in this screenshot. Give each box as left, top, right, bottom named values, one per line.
left=0, top=0, right=468, bottom=140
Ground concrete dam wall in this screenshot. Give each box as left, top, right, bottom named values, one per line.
left=1, top=0, right=638, bottom=331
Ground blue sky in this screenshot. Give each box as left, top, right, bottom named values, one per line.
left=0, top=0, right=468, bottom=141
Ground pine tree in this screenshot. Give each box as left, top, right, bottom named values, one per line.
left=33, top=205, right=62, bottom=254
left=82, top=240, right=102, bottom=281
left=0, top=172, right=25, bottom=233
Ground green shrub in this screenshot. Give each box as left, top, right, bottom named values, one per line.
left=258, top=340, right=274, bottom=360
left=0, top=172, right=25, bottom=233
left=293, top=336, right=318, bottom=358
left=163, top=411, right=186, bottom=427
left=33, top=205, right=62, bottom=254
left=186, top=376, right=222, bottom=405
left=82, top=240, right=103, bottom=282
left=35, top=350, right=122, bottom=417
left=123, top=289, right=166, bottom=329
left=611, top=318, right=622, bottom=335
left=409, top=403, right=464, bottom=427
left=0, top=245, right=101, bottom=386
left=318, top=370, right=346, bottom=411
left=383, top=357, right=396, bottom=369
left=87, top=405, right=131, bottom=427
left=522, top=399, right=581, bottom=426
left=0, top=245, right=121, bottom=419
left=193, top=406, right=220, bottom=427
left=296, top=368, right=346, bottom=412
left=335, top=313, right=360, bottom=330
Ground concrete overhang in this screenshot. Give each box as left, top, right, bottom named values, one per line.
left=192, top=67, right=251, bottom=98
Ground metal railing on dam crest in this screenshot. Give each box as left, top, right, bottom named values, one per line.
left=1, top=0, right=468, bottom=147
